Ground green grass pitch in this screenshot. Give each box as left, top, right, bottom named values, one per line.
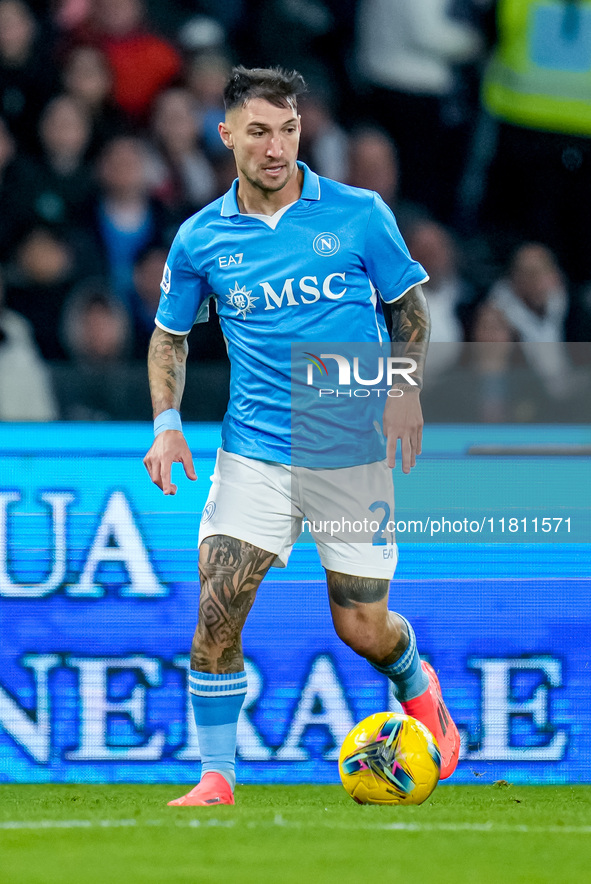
left=2, top=784, right=591, bottom=884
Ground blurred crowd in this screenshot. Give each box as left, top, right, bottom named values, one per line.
left=0, top=0, right=590, bottom=422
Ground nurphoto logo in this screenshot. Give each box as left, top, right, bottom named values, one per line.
left=304, top=352, right=418, bottom=397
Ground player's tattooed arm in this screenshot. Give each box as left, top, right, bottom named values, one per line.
left=147, top=326, right=189, bottom=417
left=144, top=327, right=196, bottom=495
left=192, top=536, right=275, bottom=673
left=383, top=284, right=430, bottom=472
left=387, top=284, right=430, bottom=389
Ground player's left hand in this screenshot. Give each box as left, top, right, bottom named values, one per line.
left=383, top=388, right=423, bottom=474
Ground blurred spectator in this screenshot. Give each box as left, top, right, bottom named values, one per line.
left=4, top=226, right=81, bottom=359
left=185, top=51, right=231, bottom=160
left=346, top=126, right=427, bottom=232
left=473, top=244, right=584, bottom=410
left=251, top=0, right=357, bottom=113
left=129, top=243, right=167, bottom=357
left=55, top=0, right=91, bottom=31
left=481, top=0, right=591, bottom=283
left=0, top=116, right=17, bottom=256
left=130, top=243, right=227, bottom=362
left=24, top=94, right=95, bottom=227
left=484, top=244, right=569, bottom=347
left=0, top=0, right=58, bottom=153
left=355, top=0, right=483, bottom=221
left=0, top=115, right=41, bottom=259
left=347, top=126, right=399, bottom=209
left=0, top=263, right=58, bottom=421
left=0, top=98, right=100, bottom=256
left=61, top=279, right=132, bottom=362
left=177, top=2, right=245, bottom=51
left=575, top=286, right=591, bottom=343
left=87, top=135, right=171, bottom=305
left=67, top=0, right=182, bottom=122
left=144, top=87, right=217, bottom=219
left=177, top=14, right=226, bottom=56
left=406, top=219, right=475, bottom=374
left=298, top=89, right=348, bottom=182
left=61, top=44, right=129, bottom=151
left=470, top=303, right=514, bottom=422
left=58, top=279, right=141, bottom=419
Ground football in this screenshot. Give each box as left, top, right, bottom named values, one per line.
left=338, top=712, right=441, bottom=805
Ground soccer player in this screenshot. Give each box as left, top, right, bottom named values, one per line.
left=144, top=66, right=460, bottom=806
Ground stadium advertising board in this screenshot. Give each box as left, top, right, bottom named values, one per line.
left=0, top=424, right=589, bottom=784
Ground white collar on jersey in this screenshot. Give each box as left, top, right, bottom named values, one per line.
left=245, top=201, right=298, bottom=229
left=220, top=161, right=321, bottom=218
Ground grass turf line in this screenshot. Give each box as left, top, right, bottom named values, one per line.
left=1, top=784, right=591, bottom=884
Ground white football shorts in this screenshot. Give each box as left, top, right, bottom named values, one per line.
left=198, top=449, right=398, bottom=579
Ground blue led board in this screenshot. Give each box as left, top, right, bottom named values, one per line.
left=0, top=424, right=589, bottom=784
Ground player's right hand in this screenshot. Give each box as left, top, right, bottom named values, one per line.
left=143, top=430, right=197, bottom=495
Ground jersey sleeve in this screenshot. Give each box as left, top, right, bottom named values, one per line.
left=363, top=194, right=428, bottom=303
left=155, top=230, right=213, bottom=334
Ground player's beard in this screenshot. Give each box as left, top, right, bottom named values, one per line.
left=242, top=162, right=294, bottom=195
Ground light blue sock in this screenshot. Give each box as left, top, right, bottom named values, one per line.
left=189, top=670, right=247, bottom=791
left=370, top=616, right=429, bottom=703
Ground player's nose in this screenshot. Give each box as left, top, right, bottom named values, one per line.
left=266, top=135, right=283, bottom=156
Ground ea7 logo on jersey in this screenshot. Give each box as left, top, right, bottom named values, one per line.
left=218, top=252, right=244, bottom=268
left=313, top=232, right=340, bottom=257
left=161, top=263, right=171, bottom=293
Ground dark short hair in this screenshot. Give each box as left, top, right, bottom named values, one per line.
left=223, top=65, right=306, bottom=112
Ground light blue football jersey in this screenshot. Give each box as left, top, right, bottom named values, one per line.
left=155, top=163, right=428, bottom=465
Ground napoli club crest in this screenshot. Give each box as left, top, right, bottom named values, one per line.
left=202, top=502, right=216, bottom=524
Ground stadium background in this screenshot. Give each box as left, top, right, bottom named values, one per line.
left=0, top=1, right=589, bottom=787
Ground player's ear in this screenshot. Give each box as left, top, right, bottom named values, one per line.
left=218, top=121, right=233, bottom=150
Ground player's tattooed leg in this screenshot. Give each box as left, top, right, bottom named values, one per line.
left=326, top=570, right=408, bottom=664
left=191, top=535, right=275, bottom=674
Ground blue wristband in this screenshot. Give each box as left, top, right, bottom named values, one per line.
left=154, top=409, right=182, bottom=437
